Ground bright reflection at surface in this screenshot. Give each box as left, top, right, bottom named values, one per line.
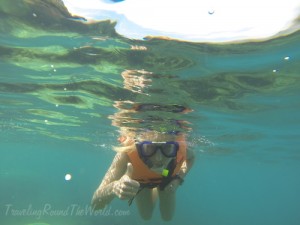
left=63, top=0, right=300, bottom=42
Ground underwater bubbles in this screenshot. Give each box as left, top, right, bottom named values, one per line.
left=208, top=9, right=215, bottom=15
left=65, top=174, right=72, bottom=181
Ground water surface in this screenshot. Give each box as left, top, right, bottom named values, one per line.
left=1, top=1, right=300, bottom=225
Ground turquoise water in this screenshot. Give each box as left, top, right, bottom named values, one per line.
left=1, top=1, right=300, bottom=225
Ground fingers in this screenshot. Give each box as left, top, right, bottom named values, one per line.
left=165, top=180, right=179, bottom=192
left=123, top=162, right=140, bottom=189
left=114, top=163, right=141, bottom=200
left=165, top=184, right=175, bottom=192
left=121, top=183, right=139, bottom=195
left=125, top=162, right=133, bottom=178
left=113, top=175, right=140, bottom=200
left=123, top=176, right=140, bottom=189
left=114, top=181, right=139, bottom=199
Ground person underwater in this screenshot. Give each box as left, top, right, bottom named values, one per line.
left=91, top=131, right=195, bottom=221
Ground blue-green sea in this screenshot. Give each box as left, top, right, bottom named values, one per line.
left=1, top=1, right=300, bottom=225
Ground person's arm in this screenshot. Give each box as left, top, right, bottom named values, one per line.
left=91, top=152, right=127, bottom=210
left=163, top=148, right=195, bottom=192
left=91, top=152, right=140, bottom=210
left=178, top=148, right=195, bottom=179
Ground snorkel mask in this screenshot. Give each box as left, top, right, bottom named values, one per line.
left=135, top=141, right=179, bottom=175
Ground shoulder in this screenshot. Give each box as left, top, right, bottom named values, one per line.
left=114, top=152, right=130, bottom=162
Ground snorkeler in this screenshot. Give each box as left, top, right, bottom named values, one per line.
left=91, top=131, right=195, bottom=221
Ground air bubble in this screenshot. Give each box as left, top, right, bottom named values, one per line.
left=208, top=10, right=215, bottom=15
left=65, top=174, right=72, bottom=181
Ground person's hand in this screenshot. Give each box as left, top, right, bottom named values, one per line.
left=113, top=163, right=140, bottom=200
left=164, top=178, right=181, bottom=192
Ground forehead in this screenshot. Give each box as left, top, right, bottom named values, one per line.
left=137, top=131, right=176, bottom=142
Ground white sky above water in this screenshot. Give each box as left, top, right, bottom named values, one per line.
left=63, top=0, right=300, bottom=42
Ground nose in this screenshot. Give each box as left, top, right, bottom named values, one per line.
left=154, top=148, right=163, bottom=161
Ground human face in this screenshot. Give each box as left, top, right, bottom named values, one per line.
left=136, top=141, right=179, bottom=173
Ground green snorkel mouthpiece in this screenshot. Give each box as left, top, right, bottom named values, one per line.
left=162, top=169, right=169, bottom=177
